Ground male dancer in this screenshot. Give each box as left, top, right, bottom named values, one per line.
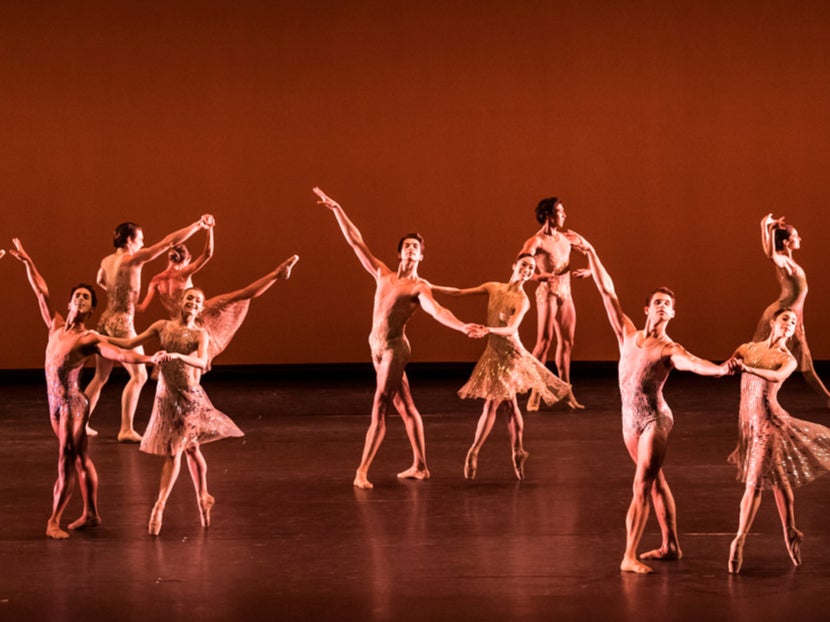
left=314, top=187, right=484, bottom=489
left=11, top=239, right=163, bottom=538
left=571, top=234, right=735, bottom=573
left=520, top=197, right=588, bottom=409
left=85, top=214, right=213, bottom=441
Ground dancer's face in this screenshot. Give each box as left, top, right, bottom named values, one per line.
left=513, top=256, right=536, bottom=282
left=787, top=229, right=801, bottom=250
left=129, top=228, right=145, bottom=251
left=181, top=288, right=205, bottom=314
left=68, top=287, right=94, bottom=316
left=398, top=238, right=424, bottom=263
left=548, top=203, right=566, bottom=229
left=771, top=310, right=797, bottom=339
left=644, top=292, right=675, bottom=322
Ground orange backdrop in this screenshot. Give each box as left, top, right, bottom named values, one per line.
left=2, top=1, right=829, bottom=369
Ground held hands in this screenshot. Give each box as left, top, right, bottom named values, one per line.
left=199, top=214, right=216, bottom=229
left=763, top=213, right=785, bottom=228
left=464, top=324, right=488, bottom=339
left=150, top=351, right=172, bottom=365
left=313, top=187, right=340, bottom=210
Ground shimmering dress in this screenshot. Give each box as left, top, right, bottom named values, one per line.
left=729, top=342, right=830, bottom=489
left=44, top=326, right=91, bottom=423
left=618, top=332, right=674, bottom=438
left=458, top=284, right=570, bottom=404
left=97, top=281, right=139, bottom=338
left=140, top=322, right=243, bottom=457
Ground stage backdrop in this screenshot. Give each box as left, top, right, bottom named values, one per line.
left=2, top=1, right=829, bottom=369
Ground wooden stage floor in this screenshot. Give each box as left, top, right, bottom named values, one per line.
left=1, top=366, right=830, bottom=621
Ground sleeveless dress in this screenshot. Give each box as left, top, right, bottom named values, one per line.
left=140, top=322, right=243, bottom=457
left=458, top=284, right=570, bottom=404
left=618, top=332, right=674, bottom=438
left=728, top=342, right=830, bottom=489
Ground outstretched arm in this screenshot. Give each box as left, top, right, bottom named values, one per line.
left=81, top=333, right=162, bottom=366
left=105, top=320, right=166, bottom=349
left=430, top=282, right=491, bottom=297
left=416, top=283, right=484, bottom=337
left=10, top=238, right=53, bottom=327
left=184, top=222, right=215, bottom=276
left=314, top=187, right=389, bottom=277
left=667, top=343, right=735, bottom=377
left=132, top=214, right=214, bottom=264
left=569, top=234, right=632, bottom=345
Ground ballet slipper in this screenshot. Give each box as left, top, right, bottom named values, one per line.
left=149, top=501, right=165, bottom=536
left=464, top=449, right=478, bottom=480
left=786, top=528, right=803, bottom=567
left=199, top=494, right=215, bottom=528
left=728, top=536, right=744, bottom=574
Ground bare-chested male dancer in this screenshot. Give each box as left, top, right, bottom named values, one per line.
left=314, top=187, right=485, bottom=489
left=85, top=214, right=214, bottom=442
left=520, top=197, right=589, bottom=410
left=10, top=239, right=163, bottom=539
left=571, top=235, right=735, bottom=574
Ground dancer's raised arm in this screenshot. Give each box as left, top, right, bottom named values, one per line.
left=10, top=238, right=53, bottom=327
left=132, top=214, right=215, bottom=265
left=314, top=187, right=389, bottom=277
left=415, top=283, right=485, bottom=337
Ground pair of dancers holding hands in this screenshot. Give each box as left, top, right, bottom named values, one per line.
left=11, top=214, right=298, bottom=538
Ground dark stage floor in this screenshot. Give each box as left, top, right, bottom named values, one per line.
left=2, top=365, right=830, bottom=622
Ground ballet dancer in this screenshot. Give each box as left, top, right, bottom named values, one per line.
left=106, top=255, right=299, bottom=534
left=520, top=197, right=589, bottom=410
left=727, top=307, right=830, bottom=573
left=431, top=253, right=573, bottom=480
left=314, top=186, right=484, bottom=489
left=571, top=235, right=735, bottom=574
left=84, top=215, right=214, bottom=442
left=10, top=239, right=163, bottom=539
left=754, top=213, right=830, bottom=407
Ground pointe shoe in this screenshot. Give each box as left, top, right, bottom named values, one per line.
left=728, top=537, right=744, bottom=574
left=786, top=528, right=803, bottom=567
left=512, top=449, right=529, bottom=481
left=199, top=494, right=215, bottom=528
left=148, top=501, right=165, bottom=536
left=464, top=450, right=478, bottom=479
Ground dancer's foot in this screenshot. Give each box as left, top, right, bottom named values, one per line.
left=728, top=536, right=744, bottom=574
left=464, top=449, right=478, bottom=480
left=353, top=470, right=374, bottom=489
left=397, top=466, right=430, bottom=480
left=148, top=501, right=165, bottom=536
left=620, top=555, right=653, bottom=574
left=85, top=425, right=99, bottom=437
left=68, top=513, right=102, bottom=531
left=527, top=390, right=540, bottom=412
left=46, top=520, right=70, bottom=540
left=566, top=391, right=585, bottom=410
left=276, top=255, right=300, bottom=280
left=199, top=494, right=215, bottom=528
left=640, top=544, right=682, bottom=561
left=117, top=429, right=142, bottom=443
left=512, top=449, right=529, bottom=481
left=786, top=527, right=803, bottom=567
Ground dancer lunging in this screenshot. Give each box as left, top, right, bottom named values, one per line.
left=10, top=239, right=162, bottom=539
left=314, top=187, right=484, bottom=489
left=572, top=235, right=735, bottom=573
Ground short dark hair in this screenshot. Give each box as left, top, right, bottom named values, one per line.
left=535, top=197, right=561, bottom=224
left=113, top=222, right=140, bottom=248
left=397, top=233, right=425, bottom=253
left=70, top=283, right=97, bottom=308
left=169, top=244, right=191, bottom=264
left=645, top=286, right=675, bottom=307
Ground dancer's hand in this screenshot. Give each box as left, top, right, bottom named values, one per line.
left=0, top=249, right=5, bottom=260
left=313, top=187, right=340, bottom=210
left=465, top=324, right=488, bottom=339
left=564, top=231, right=591, bottom=253
left=200, top=214, right=216, bottom=228
left=151, top=351, right=171, bottom=365
left=8, top=238, right=32, bottom=264
left=571, top=268, right=592, bottom=279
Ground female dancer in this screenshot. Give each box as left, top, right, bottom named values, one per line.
left=136, top=225, right=214, bottom=318
left=755, top=213, right=830, bottom=407
left=433, top=253, right=573, bottom=480
left=107, top=255, right=299, bottom=534
left=727, top=307, right=830, bottom=573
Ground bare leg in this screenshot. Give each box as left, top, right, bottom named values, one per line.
left=149, top=451, right=184, bottom=535
left=68, top=418, right=102, bottom=531
left=772, top=481, right=802, bottom=566
left=47, top=416, right=77, bottom=539
left=729, top=483, right=763, bottom=574
left=185, top=446, right=214, bottom=527
left=791, top=329, right=830, bottom=408
left=507, top=397, right=529, bottom=480
left=553, top=297, right=584, bottom=409
left=465, top=400, right=500, bottom=479
left=528, top=291, right=557, bottom=412
left=393, top=373, right=430, bottom=481
left=354, top=351, right=406, bottom=489
left=620, top=425, right=669, bottom=574
left=117, top=358, right=147, bottom=442
left=640, top=469, right=682, bottom=560
left=84, top=356, right=114, bottom=436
